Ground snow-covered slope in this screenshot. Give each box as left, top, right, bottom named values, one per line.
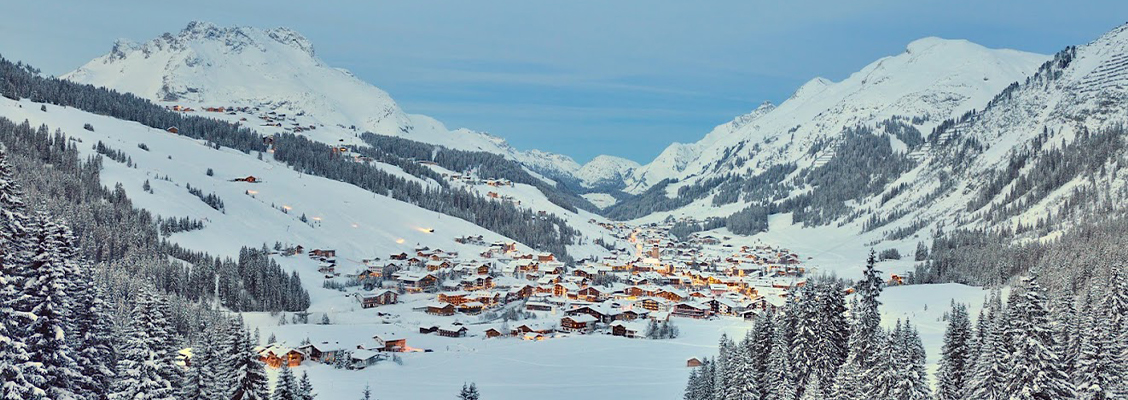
left=63, top=21, right=588, bottom=185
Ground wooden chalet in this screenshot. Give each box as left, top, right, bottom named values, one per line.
left=437, top=324, right=469, bottom=338
left=484, top=328, right=505, bottom=338
left=256, top=344, right=305, bottom=368
left=560, top=314, right=598, bottom=333
left=359, top=290, right=398, bottom=308
left=672, top=302, right=711, bottom=319
left=298, top=342, right=346, bottom=363
left=425, top=303, right=455, bottom=316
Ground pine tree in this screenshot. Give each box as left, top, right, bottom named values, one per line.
left=273, top=364, right=298, bottom=400
left=231, top=329, right=269, bottom=400
left=458, top=382, right=480, bottom=400
left=893, top=322, right=932, bottom=400
left=1074, top=294, right=1122, bottom=400
left=23, top=214, right=84, bottom=400
left=71, top=264, right=116, bottom=400
left=833, top=252, right=883, bottom=399
left=714, top=334, right=733, bottom=399
left=727, top=339, right=759, bottom=400
left=360, top=384, right=371, bottom=400
left=298, top=371, right=314, bottom=400
left=684, top=367, right=702, bottom=400
left=766, top=329, right=796, bottom=400
left=797, top=375, right=824, bottom=400
left=1003, top=274, right=1076, bottom=400
left=0, top=149, right=38, bottom=400
left=108, top=289, right=177, bottom=400
left=936, top=302, right=973, bottom=400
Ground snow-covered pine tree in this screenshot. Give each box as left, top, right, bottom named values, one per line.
left=0, top=149, right=38, bottom=400
left=766, top=328, right=797, bottom=400
left=273, top=364, right=299, bottom=400
left=1073, top=302, right=1121, bottom=400
left=893, top=322, right=931, bottom=400
left=726, top=338, right=759, bottom=400
left=936, top=302, right=973, bottom=400
left=684, top=366, right=701, bottom=400
left=231, top=329, right=269, bottom=400
left=789, top=286, right=820, bottom=394
left=714, top=334, right=733, bottom=399
left=458, top=382, right=480, bottom=400
left=71, top=262, right=115, bottom=400
left=797, top=375, right=824, bottom=400
left=1003, top=274, right=1076, bottom=399
left=968, top=309, right=1006, bottom=400
left=863, top=325, right=897, bottom=400
left=360, top=384, right=372, bottom=400
left=832, top=251, right=883, bottom=400
left=748, top=310, right=775, bottom=397
left=298, top=371, right=314, bottom=400
left=108, top=288, right=177, bottom=400
left=23, top=213, right=83, bottom=400
left=812, top=281, right=849, bottom=393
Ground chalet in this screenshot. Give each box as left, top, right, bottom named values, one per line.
left=390, top=252, right=409, bottom=260
left=298, top=342, right=346, bottom=363
left=610, top=320, right=647, bottom=338
left=560, top=314, right=598, bottom=333
left=438, top=291, right=469, bottom=305
left=308, top=249, right=336, bottom=259
left=233, top=175, right=258, bottom=183
left=577, top=286, right=607, bottom=302
left=167, top=126, right=180, bottom=134
left=256, top=344, right=305, bottom=368
left=888, top=274, right=906, bottom=285
left=458, top=301, right=485, bottom=315
left=512, top=322, right=554, bottom=336
left=372, top=336, right=407, bottom=352
left=437, top=324, right=469, bottom=338
left=484, top=328, right=505, bottom=338
left=537, top=253, right=556, bottom=262
left=425, top=260, right=452, bottom=271
left=566, top=306, right=609, bottom=323
left=525, top=301, right=554, bottom=312
left=638, top=297, right=666, bottom=312
left=358, top=290, right=398, bottom=308
left=672, top=302, right=711, bottom=319
left=399, top=273, right=438, bottom=292
left=687, top=358, right=704, bottom=368
left=349, top=349, right=381, bottom=369
left=425, top=303, right=455, bottom=316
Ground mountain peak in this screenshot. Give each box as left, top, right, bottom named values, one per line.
left=904, top=36, right=976, bottom=55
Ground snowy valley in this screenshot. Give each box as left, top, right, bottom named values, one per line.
left=1, top=15, right=1127, bottom=400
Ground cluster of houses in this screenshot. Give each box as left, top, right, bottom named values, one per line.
left=328, top=219, right=826, bottom=342
left=251, top=335, right=411, bottom=370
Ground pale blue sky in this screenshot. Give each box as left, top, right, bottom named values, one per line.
left=3, top=1, right=1126, bottom=163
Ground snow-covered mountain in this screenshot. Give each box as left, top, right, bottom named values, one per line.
left=63, top=21, right=593, bottom=184
left=623, top=37, right=1047, bottom=195
left=610, top=23, right=1128, bottom=266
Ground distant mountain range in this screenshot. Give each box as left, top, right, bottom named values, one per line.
left=62, top=20, right=1128, bottom=256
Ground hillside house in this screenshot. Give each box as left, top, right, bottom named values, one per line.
left=349, top=349, right=382, bottom=369
left=358, top=290, right=398, bottom=308
left=298, top=342, right=346, bottom=363
left=672, top=302, right=711, bottom=319
left=256, top=344, right=305, bottom=368
left=437, top=324, right=469, bottom=338
left=425, top=303, right=455, bottom=316
left=560, top=315, right=598, bottom=333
